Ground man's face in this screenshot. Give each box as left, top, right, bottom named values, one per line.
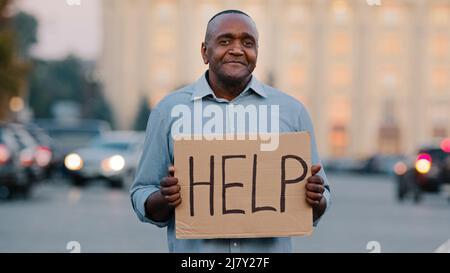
left=202, top=14, right=258, bottom=85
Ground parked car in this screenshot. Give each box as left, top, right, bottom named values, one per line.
left=0, top=123, right=30, bottom=198
left=8, top=123, right=47, bottom=183
left=35, top=119, right=111, bottom=177
left=64, top=131, right=145, bottom=188
left=395, top=140, right=450, bottom=203
left=357, top=154, right=406, bottom=175
left=23, top=123, right=55, bottom=179
left=322, top=157, right=363, bottom=173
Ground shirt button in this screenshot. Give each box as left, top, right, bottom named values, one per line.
left=233, top=242, right=238, bottom=247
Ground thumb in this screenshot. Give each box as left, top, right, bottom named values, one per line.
left=311, top=164, right=321, bottom=176
left=168, top=165, right=175, bottom=177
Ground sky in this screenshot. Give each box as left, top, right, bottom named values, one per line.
left=16, top=0, right=101, bottom=60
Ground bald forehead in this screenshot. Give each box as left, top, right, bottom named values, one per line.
left=205, top=13, right=259, bottom=43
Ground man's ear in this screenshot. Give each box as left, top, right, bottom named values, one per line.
left=201, top=42, right=208, bottom=64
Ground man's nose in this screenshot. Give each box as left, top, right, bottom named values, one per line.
left=228, top=43, right=244, bottom=55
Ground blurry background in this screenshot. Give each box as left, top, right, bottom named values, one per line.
left=0, top=0, right=449, bottom=253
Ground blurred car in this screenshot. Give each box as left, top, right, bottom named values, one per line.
left=322, top=157, right=363, bottom=173
left=357, top=154, right=406, bottom=175
left=64, top=131, right=145, bottom=188
left=395, top=139, right=450, bottom=203
left=35, top=119, right=111, bottom=177
left=23, top=123, right=55, bottom=179
left=8, top=123, right=47, bottom=183
left=0, top=123, right=30, bottom=198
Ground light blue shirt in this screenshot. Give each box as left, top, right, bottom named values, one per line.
left=130, top=72, right=331, bottom=253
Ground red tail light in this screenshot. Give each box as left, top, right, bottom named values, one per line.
left=35, top=146, right=52, bottom=167
left=0, top=144, right=11, bottom=165
left=441, top=138, right=450, bottom=153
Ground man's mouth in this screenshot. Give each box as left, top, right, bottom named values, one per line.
left=224, top=61, right=246, bottom=66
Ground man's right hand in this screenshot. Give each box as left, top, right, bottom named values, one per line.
left=160, top=166, right=182, bottom=208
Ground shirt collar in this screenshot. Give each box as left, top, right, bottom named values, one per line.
left=191, top=71, right=268, bottom=101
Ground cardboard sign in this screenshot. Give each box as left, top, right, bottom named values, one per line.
left=174, top=132, right=312, bottom=239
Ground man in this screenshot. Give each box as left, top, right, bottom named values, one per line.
left=130, top=10, right=331, bottom=253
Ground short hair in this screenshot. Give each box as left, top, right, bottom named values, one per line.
left=204, top=10, right=255, bottom=43
left=207, top=10, right=251, bottom=25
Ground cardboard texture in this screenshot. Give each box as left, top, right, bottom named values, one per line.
left=174, top=132, right=313, bottom=239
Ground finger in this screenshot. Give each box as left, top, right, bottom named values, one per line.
left=164, top=193, right=181, bottom=203
left=160, top=184, right=181, bottom=196
left=306, top=197, right=320, bottom=206
left=306, top=191, right=323, bottom=201
left=306, top=183, right=325, bottom=193
left=311, top=165, right=321, bottom=176
left=307, top=175, right=324, bottom=185
left=168, top=166, right=175, bottom=177
left=160, top=177, right=178, bottom=187
left=169, top=197, right=182, bottom=208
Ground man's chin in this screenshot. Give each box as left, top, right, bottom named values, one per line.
left=219, top=71, right=251, bottom=85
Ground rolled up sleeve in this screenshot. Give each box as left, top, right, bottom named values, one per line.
left=130, top=106, right=172, bottom=228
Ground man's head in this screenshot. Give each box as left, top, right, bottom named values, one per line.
left=201, top=10, right=258, bottom=86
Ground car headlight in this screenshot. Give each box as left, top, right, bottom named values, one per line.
left=65, top=153, right=83, bottom=171
left=415, top=153, right=431, bottom=174
left=101, top=155, right=125, bottom=172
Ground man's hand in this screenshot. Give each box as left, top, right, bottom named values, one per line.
left=144, top=165, right=182, bottom=222
left=305, top=165, right=327, bottom=221
left=160, top=166, right=182, bottom=208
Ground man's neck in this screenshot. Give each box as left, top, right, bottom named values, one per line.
left=206, top=71, right=252, bottom=101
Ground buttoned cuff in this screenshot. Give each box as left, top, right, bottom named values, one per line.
left=132, top=186, right=170, bottom=228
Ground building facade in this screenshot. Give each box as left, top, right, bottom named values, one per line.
left=99, top=0, right=450, bottom=158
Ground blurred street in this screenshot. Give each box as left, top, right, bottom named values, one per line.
left=1, top=173, right=449, bottom=253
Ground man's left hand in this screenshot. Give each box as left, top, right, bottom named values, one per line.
left=305, top=165, right=324, bottom=206
left=305, top=165, right=327, bottom=221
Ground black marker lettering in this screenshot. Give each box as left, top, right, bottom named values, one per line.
left=280, top=155, right=307, bottom=212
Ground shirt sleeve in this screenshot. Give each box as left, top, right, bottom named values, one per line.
left=130, top=106, right=172, bottom=228
left=298, top=105, right=332, bottom=227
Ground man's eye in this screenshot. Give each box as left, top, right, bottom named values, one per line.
left=219, top=40, right=230, bottom=45
left=243, top=40, right=254, bottom=47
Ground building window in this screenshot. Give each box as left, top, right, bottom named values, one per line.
left=379, top=34, right=401, bottom=55
left=382, top=71, right=397, bottom=89
left=379, top=6, right=401, bottom=26
left=288, top=65, right=306, bottom=88
left=331, top=0, right=350, bottom=24
left=155, top=1, right=174, bottom=23
left=330, top=32, right=351, bottom=56
left=153, top=32, right=175, bottom=52
left=431, top=35, right=449, bottom=59
left=431, top=67, right=449, bottom=90
left=287, top=32, right=306, bottom=56
left=287, top=4, right=308, bottom=25
left=433, top=126, right=447, bottom=138
left=330, top=65, right=351, bottom=88
left=379, top=66, right=399, bottom=89
left=378, top=125, right=401, bottom=154
left=330, top=124, right=348, bottom=157
left=430, top=4, right=450, bottom=25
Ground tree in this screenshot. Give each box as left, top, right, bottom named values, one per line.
left=83, top=81, right=114, bottom=127
left=133, top=96, right=151, bottom=131
left=0, top=0, right=29, bottom=120
left=12, top=11, right=37, bottom=59
left=28, top=56, right=114, bottom=127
